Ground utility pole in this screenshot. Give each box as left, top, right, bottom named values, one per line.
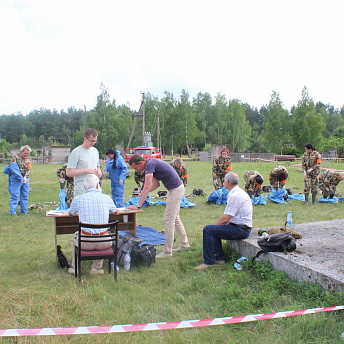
left=157, top=112, right=160, bottom=149
left=84, top=106, right=87, bottom=131
left=141, top=92, right=145, bottom=146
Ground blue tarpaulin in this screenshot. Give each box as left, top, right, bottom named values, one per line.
left=124, top=194, right=196, bottom=208
left=118, top=226, right=166, bottom=245
left=207, top=187, right=229, bottom=205
left=267, top=186, right=287, bottom=204
left=252, top=195, right=266, bottom=205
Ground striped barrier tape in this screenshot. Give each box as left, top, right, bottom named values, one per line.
left=1, top=305, right=343, bottom=337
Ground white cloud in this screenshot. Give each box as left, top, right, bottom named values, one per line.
left=0, top=0, right=343, bottom=115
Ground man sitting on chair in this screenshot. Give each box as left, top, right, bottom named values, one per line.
left=68, top=174, right=119, bottom=275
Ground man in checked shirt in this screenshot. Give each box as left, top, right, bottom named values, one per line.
left=68, top=174, right=119, bottom=275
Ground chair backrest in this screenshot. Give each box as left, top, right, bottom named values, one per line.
left=78, top=221, right=118, bottom=246
left=76, top=221, right=119, bottom=283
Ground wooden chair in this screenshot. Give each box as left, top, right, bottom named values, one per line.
left=74, top=221, right=118, bottom=284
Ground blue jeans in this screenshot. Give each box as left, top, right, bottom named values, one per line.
left=202, top=224, right=251, bottom=265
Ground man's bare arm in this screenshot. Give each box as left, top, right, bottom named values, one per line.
left=216, top=214, right=232, bottom=225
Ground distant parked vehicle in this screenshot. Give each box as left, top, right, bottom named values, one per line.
left=125, top=146, right=162, bottom=163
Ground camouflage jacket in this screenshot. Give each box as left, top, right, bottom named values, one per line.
left=134, top=171, right=145, bottom=188
left=171, top=164, right=188, bottom=186
left=302, top=151, right=322, bottom=176
left=244, top=170, right=263, bottom=193
left=318, top=169, right=341, bottom=192
left=57, top=163, right=74, bottom=187
left=212, top=156, right=232, bottom=178
left=12, top=154, right=31, bottom=179
left=269, top=165, right=288, bottom=184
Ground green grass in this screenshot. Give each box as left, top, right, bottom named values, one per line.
left=1, top=160, right=344, bottom=344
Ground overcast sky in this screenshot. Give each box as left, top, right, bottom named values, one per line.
left=1, top=0, right=343, bottom=116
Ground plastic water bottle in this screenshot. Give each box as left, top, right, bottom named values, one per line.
left=234, top=263, right=242, bottom=271
left=287, top=211, right=292, bottom=227
left=123, top=250, right=131, bottom=272
left=111, top=262, right=120, bottom=273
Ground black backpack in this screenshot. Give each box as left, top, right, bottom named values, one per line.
left=57, top=245, right=72, bottom=269
left=252, top=232, right=296, bottom=262
left=131, top=244, right=156, bottom=267
left=116, top=232, right=156, bottom=267
left=117, top=232, right=143, bottom=266
left=193, top=188, right=205, bottom=196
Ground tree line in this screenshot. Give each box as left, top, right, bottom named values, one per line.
left=1, top=84, right=344, bottom=158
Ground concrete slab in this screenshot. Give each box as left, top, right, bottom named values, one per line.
left=228, top=219, right=344, bottom=293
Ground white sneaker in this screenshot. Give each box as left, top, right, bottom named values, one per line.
left=156, top=251, right=173, bottom=259
left=68, top=267, right=75, bottom=274
left=90, top=268, right=104, bottom=275
left=173, top=245, right=190, bottom=251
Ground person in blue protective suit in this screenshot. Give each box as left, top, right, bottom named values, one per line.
left=3, top=145, right=32, bottom=215
left=104, top=148, right=128, bottom=207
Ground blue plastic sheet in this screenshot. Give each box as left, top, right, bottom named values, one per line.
left=119, top=226, right=166, bottom=245
left=267, top=186, right=287, bottom=204
left=124, top=194, right=196, bottom=208
left=124, top=193, right=155, bottom=207
left=56, top=189, right=68, bottom=210
left=286, top=194, right=305, bottom=201
left=318, top=197, right=339, bottom=203
left=251, top=195, right=266, bottom=205
left=207, top=187, right=229, bottom=205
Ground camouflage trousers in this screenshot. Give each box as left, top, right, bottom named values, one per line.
left=65, top=186, right=74, bottom=208
left=304, top=175, right=318, bottom=194
left=213, top=175, right=225, bottom=190
left=270, top=177, right=281, bottom=190
left=319, top=183, right=336, bottom=198
left=244, top=184, right=262, bottom=196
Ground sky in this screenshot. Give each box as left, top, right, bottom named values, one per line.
left=1, top=0, right=343, bottom=116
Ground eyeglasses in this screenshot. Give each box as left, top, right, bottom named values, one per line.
left=87, top=138, right=97, bottom=143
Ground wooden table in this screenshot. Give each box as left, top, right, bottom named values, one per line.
left=46, top=209, right=143, bottom=265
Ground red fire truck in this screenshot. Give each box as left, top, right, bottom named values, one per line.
left=125, top=146, right=162, bottom=163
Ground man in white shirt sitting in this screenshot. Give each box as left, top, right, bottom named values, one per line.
left=195, top=172, right=253, bottom=270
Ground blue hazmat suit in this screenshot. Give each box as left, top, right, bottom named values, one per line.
left=3, top=162, right=30, bottom=214
left=105, top=151, right=128, bottom=207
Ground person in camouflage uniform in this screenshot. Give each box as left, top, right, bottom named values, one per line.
left=318, top=169, right=344, bottom=199
left=10, top=145, right=32, bottom=215
left=57, top=163, right=74, bottom=208
left=134, top=171, right=145, bottom=189
left=212, top=147, right=232, bottom=190
left=269, top=165, right=288, bottom=190
left=302, top=143, right=322, bottom=205
left=171, top=157, right=188, bottom=187
left=243, top=171, right=264, bottom=197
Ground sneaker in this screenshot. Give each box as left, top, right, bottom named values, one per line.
left=172, top=245, right=190, bottom=252
left=156, top=251, right=173, bottom=259
left=90, top=268, right=104, bottom=275
left=68, top=267, right=75, bottom=274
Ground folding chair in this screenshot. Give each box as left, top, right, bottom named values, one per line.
left=74, top=221, right=118, bottom=284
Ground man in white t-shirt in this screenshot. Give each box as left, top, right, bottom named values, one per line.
left=195, top=172, right=253, bottom=270
left=66, top=128, right=102, bottom=197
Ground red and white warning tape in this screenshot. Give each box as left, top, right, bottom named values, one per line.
left=1, top=305, right=343, bottom=337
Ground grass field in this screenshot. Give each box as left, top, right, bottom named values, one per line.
left=1, top=160, right=344, bottom=343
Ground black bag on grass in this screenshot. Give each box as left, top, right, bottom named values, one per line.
left=252, top=232, right=296, bottom=262
left=131, top=244, right=156, bottom=267
left=117, top=232, right=143, bottom=266
left=57, top=245, right=72, bottom=269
